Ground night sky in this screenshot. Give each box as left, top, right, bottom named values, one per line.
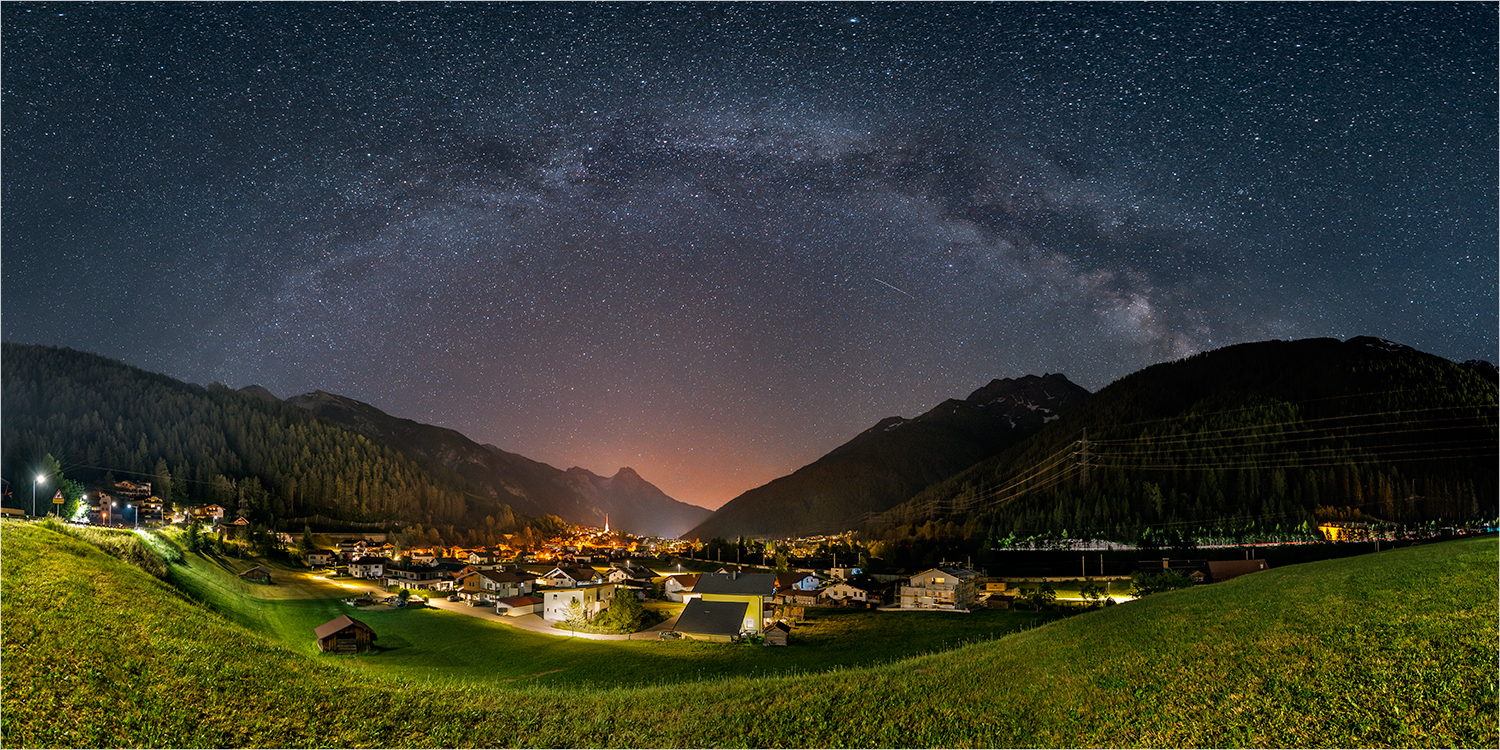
left=4, top=2, right=1495, bottom=510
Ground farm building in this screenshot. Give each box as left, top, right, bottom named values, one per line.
left=237, top=566, right=273, bottom=583
left=314, top=615, right=377, bottom=654
left=764, top=621, right=792, bottom=646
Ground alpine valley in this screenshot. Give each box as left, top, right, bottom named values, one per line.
left=2, top=336, right=1494, bottom=546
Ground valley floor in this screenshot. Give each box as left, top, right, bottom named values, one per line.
left=2, top=520, right=1495, bottom=748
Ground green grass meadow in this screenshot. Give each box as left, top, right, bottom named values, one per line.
left=2, top=520, right=1495, bottom=747
left=165, top=544, right=1063, bottom=689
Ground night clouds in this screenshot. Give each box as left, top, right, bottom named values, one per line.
left=3, top=3, right=1494, bottom=508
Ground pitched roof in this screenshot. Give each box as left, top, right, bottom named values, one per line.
left=693, top=572, right=778, bottom=596
left=665, top=574, right=701, bottom=588
left=913, top=567, right=980, bottom=581
left=474, top=569, right=532, bottom=584
left=775, top=571, right=816, bottom=588
left=238, top=565, right=272, bottom=577
left=674, top=600, right=750, bottom=637
left=548, top=566, right=599, bottom=581
left=496, top=595, right=543, bottom=607
left=313, top=614, right=375, bottom=641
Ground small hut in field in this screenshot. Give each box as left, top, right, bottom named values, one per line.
left=314, top=615, right=377, bottom=654
left=238, top=565, right=273, bottom=584
left=764, top=620, right=792, bottom=647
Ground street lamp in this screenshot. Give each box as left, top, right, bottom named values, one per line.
left=31, top=475, right=46, bottom=518
left=127, top=503, right=137, bottom=529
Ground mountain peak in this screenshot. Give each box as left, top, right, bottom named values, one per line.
left=237, top=384, right=281, bottom=402
left=965, top=373, right=1078, bottom=406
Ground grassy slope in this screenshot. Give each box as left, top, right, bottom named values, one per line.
left=2, top=520, right=1494, bottom=748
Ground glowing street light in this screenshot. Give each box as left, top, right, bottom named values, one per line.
left=31, top=475, right=47, bottom=518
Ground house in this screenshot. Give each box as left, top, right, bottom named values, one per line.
left=458, top=569, right=534, bottom=600
left=898, top=567, right=981, bottom=611
left=763, top=620, right=792, bottom=646
left=495, top=595, right=544, bottom=617
left=306, top=549, right=336, bottom=568
left=314, top=615, right=376, bottom=654
left=673, top=599, right=751, bottom=642
left=384, top=566, right=447, bottom=590
left=467, top=549, right=498, bottom=565
left=828, top=567, right=862, bottom=580
left=238, top=565, right=273, bottom=584
left=334, top=539, right=362, bottom=557
left=823, top=579, right=882, bottom=607
left=541, top=566, right=603, bottom=588
left=785, top=588, right=825, bottom=608
left=348, top=557, right=389, bottom=580
left=542, top=583, right=616, bottom=622
left=663, top=574, right=700, bottom=603
left=775, top=571, right=822, bottom=591
left=1206, top=559, right=1269, bottom=583
left=607, top=561, right=656, bottom=584
left=689, top=572, right=777, bottom=635
left=409, top=550, right=436, bottom=564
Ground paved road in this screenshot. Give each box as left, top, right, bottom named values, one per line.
left=348, top=587, right=681, bottom=640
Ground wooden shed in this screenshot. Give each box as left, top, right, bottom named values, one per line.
left=314, top=615, right=377, bottom=654
left=238, top=565, right=273, bottom=584
left=763, top=621, right=792, bottom=647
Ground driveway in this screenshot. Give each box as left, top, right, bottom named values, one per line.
left=402, top=594, right=682, bottom=640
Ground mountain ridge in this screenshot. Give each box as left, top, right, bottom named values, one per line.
left=285, top=390, right=710, bottom=538
left=683, top=373, right=1091, bottom=540
left=885, top=336, right=1498, bottom=546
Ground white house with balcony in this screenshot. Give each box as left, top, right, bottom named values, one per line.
left=543, top=583, right=617, bottom=622
left=898, top=567, right=980, bottom=612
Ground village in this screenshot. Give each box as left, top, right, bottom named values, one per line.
left=67, top=479, right=1280, bottom=653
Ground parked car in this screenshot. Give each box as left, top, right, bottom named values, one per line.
left=466, top=597, right=489, bottom=607
left=446, top=594, right=462, bottom=602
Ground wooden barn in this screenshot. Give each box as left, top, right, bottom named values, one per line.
left=314, top=615, right=377, bottom=654
left=238, top=565, right=273, bottom=584
left=764, top=621, right=792, bottom=647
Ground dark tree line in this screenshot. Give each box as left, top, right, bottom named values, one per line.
left=1, top=344, right=524, bottom=532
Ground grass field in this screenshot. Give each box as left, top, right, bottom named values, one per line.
left=2, top=520, right=1494, bottom=748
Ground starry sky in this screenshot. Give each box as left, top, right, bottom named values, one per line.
left=3, top=2, right=1495, bottom=510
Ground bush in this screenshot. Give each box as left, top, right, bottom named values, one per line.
left=1129, top=570, right=1195, bottom=597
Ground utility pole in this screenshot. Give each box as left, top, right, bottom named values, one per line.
left=1079, top=429, right=1090, bottom=488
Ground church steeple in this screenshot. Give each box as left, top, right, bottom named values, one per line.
left=604, top=515, right=609, bottom=533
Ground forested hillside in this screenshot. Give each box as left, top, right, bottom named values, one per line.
left=684, top=374, right=1089, bottom=540
left=285, top=390, right=710, bottom=537
left=0, top=344, right=517, bottom=531
left=879, top=337, right=1497, bottom=548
